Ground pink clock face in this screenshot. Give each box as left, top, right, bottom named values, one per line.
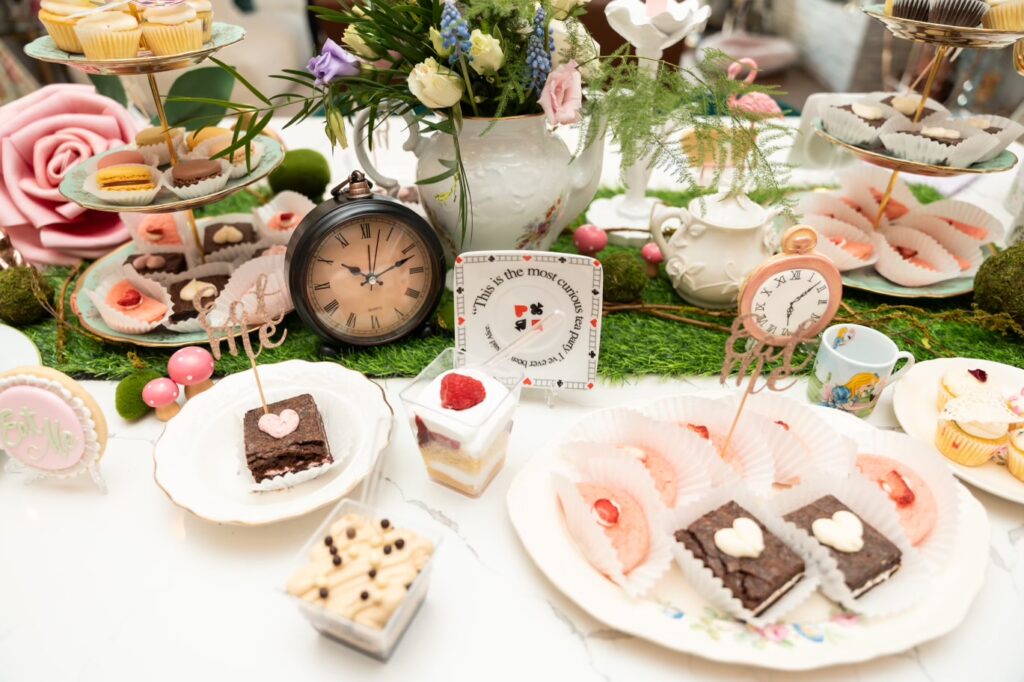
left=741, top=256, right=840, bottom=343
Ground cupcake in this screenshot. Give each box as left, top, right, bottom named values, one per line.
left=934, top=393, right=1017, bottom=466
left=38, top=0, right=98, bottom=53
left=937, top=367, right=991, bottom=411
left=983, top=0, right=1024, bottom=27
left=891, top=0, right=930, bottom=20
left=1007, top=429, right=1024, bottom=482
left=186, top=0, right=214, bottom=42
left=1008, top=389, right=1024, bottom=428
left=74, top=10, right=141, bottom=60
left=140, top=3, right=202, bottom=56
left=929, top=0, right=990, bottom=25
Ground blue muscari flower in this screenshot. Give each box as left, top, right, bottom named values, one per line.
left=440, top=0, right=472, bottom=66
left=526, top=5, right=553, bottom=92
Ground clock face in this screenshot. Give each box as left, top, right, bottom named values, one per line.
left=746, top=265, right=835, bottom=341
left=301, top=211, right=441, bottom=344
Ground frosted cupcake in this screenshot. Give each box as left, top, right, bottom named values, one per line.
left=75, top=11, right=141, bottom=60
left=983, top=0, right=1024, bottom=27
left=1007, top=430, right=1024, bottom=482
left=937, top=367, right=992, bottom=411
left=140, top=4, right=202, bottom=56
left=935, top=393, right=1017, bottom=466
left=38, top=0, right=96, bottom=53
left=186, top=0, right=214, bottom=41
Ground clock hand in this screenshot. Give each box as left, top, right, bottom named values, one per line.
left=372, top=255, right=415, bottom=280
left=339, top=263, right=367, bottom=277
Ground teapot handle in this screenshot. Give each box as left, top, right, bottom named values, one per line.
left=353, top=107, right=423, bottom=198
left=650, top=202, right=693, bottom=255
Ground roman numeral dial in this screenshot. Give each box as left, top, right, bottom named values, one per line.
left=745, top=266, right=835, bottom=341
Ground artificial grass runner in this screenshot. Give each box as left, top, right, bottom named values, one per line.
left=19, top=186, right=1024, bottom=381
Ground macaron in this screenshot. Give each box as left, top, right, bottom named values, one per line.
left=96, top=164, right=156, bottom=191
left=135, top=126, right=183, bottom=148
left=185, top=126, right=231, bottom=151
left=171, top=159, right=223, bottom=188
left=97, top=150, right=147, bottom=170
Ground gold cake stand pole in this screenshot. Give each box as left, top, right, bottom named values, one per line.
left=872, top=44, right=951, bottom=229
left=146, top=72, right=205, bottom=261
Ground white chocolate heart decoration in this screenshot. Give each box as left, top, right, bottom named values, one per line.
left=812, top=510, right=864, bottom=553
left=213, top=225, right=244, bottom=244
left=179, top=279, right=216, bottom=302
left=257, top=409, right=300, bottom=439
left=713, top=517, right=765, bottom=559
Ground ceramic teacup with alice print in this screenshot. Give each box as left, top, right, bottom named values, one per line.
left=808, top=324, right=915, bottom=418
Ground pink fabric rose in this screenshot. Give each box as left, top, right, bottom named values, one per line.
left=0, top=84, right=139, bottom=265
left=539, top=60, right=583, bottom=126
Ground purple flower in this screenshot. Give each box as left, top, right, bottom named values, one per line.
left=307, top=39, right=360, bottom=87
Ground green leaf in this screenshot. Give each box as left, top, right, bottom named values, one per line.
left=159, top=67, right=236, bottom=130
left=415, top=167, right=456, bottom=185
left=88, top=75, right=127, bottom=107
left=210, top=57, right=271, bottom=105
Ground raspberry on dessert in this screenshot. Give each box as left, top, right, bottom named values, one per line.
left=967, top=368, right=988, bottom=383
left=592, top=498, right=620, bottom=527
left=774, top=420, right=790, bottom=431
left=880, top=469, right=915, bottom=507
left=440, top=372, right=486, bottom=411
left=895, top=245, right=918, bottom=261
left=686, top=423, right=710, bottom=440
left=116, top=288, right=143, bottom=308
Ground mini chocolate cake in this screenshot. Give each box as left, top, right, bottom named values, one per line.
left=837, top=104, right=886, bottom=129
left=783, top=495, right=901, bottom=598
left=674, top=501, right=805, bottom=615
left=166, top=275, right=229, bottom=323
left=124, top=252, right=187, bottom=276
left=202, top=221, right=255, bottom=255
left=881, top=95, right=936, bottom=121
left=243, top=394, right=333, bottom=483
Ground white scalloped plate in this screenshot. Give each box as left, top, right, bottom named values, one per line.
left=153, top=360, right=393, bottom=525
left=507, top=396, right=988, bottom=670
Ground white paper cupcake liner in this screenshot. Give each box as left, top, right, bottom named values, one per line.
left=797, top=193, right=875, bottom=234
left=190, top=138, right=265, bottom=179
left=220, top=253, right=293, bottom=325
left=121, top=211, right=195, bottom=256
left=905, top=198, right=1004, bottom=244
left=663, top=485, right=822, bottom=627
left=875, top=225, right=961, bottom=286
left=879, top=118, right=998, bottom=168
left=838, top=164, right=920, bottom=221
left=84, top=164, right=163, bottom=206
left=637, top=395, right=776, bottom=493
left=251, top=239, right=290, bottom=259
left=198, top=213, right=259, bottom=264
left=822, top=103, right=898, bottom=147
left=560, top=409, right=716, bottom=508
left=804, top=215, right=879, bottom=271
left=960, top=115, right=1024, bottom=162
left=162, top=159, right=232, bottom=200
left=85, top=264, right=172, bottom=334
left=895, top=213, right=985, bottom=276
left=771, top=472, right=931, bottom=617
left=851, top=429, right=959, bottom=569
left=255, top=190, right=316, bottom=244
left=135, top=128, right=185, bottom=166
left=553, top=454, right=673, bottom=597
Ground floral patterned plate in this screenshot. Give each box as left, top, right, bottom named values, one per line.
left=507, top=398, right=988, bottom=670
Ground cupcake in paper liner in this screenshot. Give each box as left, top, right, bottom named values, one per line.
left=771, top=472, right=931, bottom=617
left=220, top=253, right=293, bottom=325
left=552, top=454, right=673, bottom=597
left=560, top=410, right=717, bottom=508
left=664, top=485, right=822, bottom=627
left=122, top=212, right=195, bottom=256
left=197, top=212, right=260, bottom=263
left=84, top=164, right=163, bottom=207
left=929, top=0, right=989, bottom=26
left=852, top=429, right=959, bottom=569
left=190, top=137, right=265, bottom=179
left=160, top=261, right=234, bottom=333
left=821, top=100, right=899, bottom=147
left=896, top=213, right=985, bottom=276
left=797, top=193, right=875, bottom=234
left=86, top=265, right=172, bottom=334
left=838, top=163, right=920, bottom=222
left=637, top=395, right=776, bottom=493
left=905, top=198, right=1004, bottom=244
left=879, top=118, right=998, bottom=168
left=935, top=392, right=1017, bottom=467
left=133, top=126, right=186, bottom=167
left=984, top=0, right=1024, bottom=28
left=960, top=115, right=1024, bottom=162
left=804, top=215, right=879, bottom=271
left=255, top=191, right=316, bottom=244
left=865, top=92, right=949, bottom=124
left=890, top=0, right=930, bottom=22
left=162, top=159, right=231, bottom=201
left=875, top=225, right=960, bottom=286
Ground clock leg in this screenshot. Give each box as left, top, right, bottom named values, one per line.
left=415, top=321, right=436, bottom=339
left=319, top=342, right=341, bottom=359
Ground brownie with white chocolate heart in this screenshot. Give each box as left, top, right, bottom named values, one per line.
left=242, top=393, right=333, bottom=484
left=203, top=221, right=256, bottom=255
left=166, top=274, right=229, bottom=323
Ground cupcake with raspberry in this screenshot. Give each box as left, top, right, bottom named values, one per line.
left=935, top=392, right=1018, bottom=467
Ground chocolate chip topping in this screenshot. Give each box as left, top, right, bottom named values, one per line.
left=368, top=569, right=377, bottom=578
left=324, top=536, right=333, bottom=546
left=360, top=591, right=369, bottom=601
left=383, top=544, right=392, bottom=555
left=332, top=555, right=341, bottom=566
left=319, top=587, right=329, bottom=599
left=346, top=527, right=356, bottom=539
left=380, top=519, right=390, bottom=529
left=395, top=538, right=405, bottom=550
left=405, top=583, right=412, bottom=590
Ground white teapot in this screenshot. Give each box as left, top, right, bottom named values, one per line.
left=650, top=191, right=779, bottom=309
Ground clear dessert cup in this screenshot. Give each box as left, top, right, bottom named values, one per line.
left=282, top=498, right=441, bottom=661
left=400, top=348, right=525, bottom=498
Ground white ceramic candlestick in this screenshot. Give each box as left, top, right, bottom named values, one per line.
left=586, top=0, right=710, bottom=246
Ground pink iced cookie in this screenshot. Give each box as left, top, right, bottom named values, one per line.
left=620, top=445, right=678, bottom=507
left=576, top=482, right=650, bottom=573
left=856, top=454, right=937, bottom=546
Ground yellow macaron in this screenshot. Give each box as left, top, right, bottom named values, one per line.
left=186, top=126, right=232, bottom=151
left=95, top=164, right=156, bottom=191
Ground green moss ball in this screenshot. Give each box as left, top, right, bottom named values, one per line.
left=115, top=369, right=163, bottom=421
left=974, top=244, right=1024, bottom=326
left=602, top=252, right=647, bottom=303
left=268, top=149, right=331, bottom=202
left=0, top=266, right=52, bottom=327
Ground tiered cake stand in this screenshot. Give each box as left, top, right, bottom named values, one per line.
left=23, top=23, right=284, bottom=346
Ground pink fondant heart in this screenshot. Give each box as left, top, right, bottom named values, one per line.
left=257, top=409, right=300, bottom=439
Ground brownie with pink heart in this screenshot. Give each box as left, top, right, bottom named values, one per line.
left=242, top=393, right=332, bottom=485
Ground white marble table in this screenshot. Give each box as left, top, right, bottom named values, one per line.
left=1, top=376, right=1022, bottom=682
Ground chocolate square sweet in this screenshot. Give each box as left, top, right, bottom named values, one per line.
left=837, top=104, right=886, bottom=129
left=124, top=252, right=187, bottom=276
left=166, top=274, right=229, bottom=323
left=674, top=501, right=805, bottom=615
left=202, top=221, right=255, bottom=255
left=783, top=495, right=901, bottom=598
left=242, top=393, right=333, bottom=483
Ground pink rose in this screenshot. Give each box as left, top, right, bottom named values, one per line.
left=0, top=84, right=138, bottom=265
left=539, top=60, right=583, bottom=126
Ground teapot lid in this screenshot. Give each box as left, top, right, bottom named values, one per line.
left=691, top=191, right=766, bottom=228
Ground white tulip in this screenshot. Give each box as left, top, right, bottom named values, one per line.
left=407, top=58, right=465, bottom=109
left=469, top=29, right=504, bottom=75
left=342, top=24, right=378, bottom=60
left=429, top=26, right=451, bottom=58
left=550, top=20, right=601, bottom=80
left=550, top=0, right=589, bottom=20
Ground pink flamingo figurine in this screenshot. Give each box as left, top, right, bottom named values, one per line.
left=726, top=58, right=782, bottom=118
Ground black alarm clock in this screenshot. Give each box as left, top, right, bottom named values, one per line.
left=286, top=171, right=446, bottom=347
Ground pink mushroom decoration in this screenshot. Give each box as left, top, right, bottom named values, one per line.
left=574, top=224, right=608, bottom=257
left=641, top=242, right=663, bottom=277
left=726, top=58, right=783, bottom=119
left=143, top=378, right=180, bottom=421
left=167, top=346, right=216, bottom=399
